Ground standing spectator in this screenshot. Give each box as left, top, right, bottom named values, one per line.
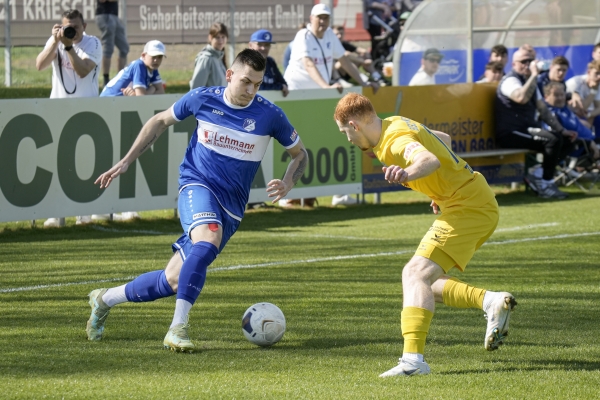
left=476, top=61, right=504, bottom=83
left=35, top=9, right=103, bottom=227
left=494, top=49, right=575, bottom=199
left=283, top=3, right=378, bottom=207
left=489, top=44, right=508, bottom=70
left=592, top=42, right=600, bottom=62
left=95, top=0, right=129, bottom=87
left=408, top=48, right=443, bottom=86
left=190, top=22, right=228, bottom=89
left=248, top=29, right=288, bottom=97
left=332, top=25, right=384, bottom=85
left=101, top=40, right=166, bottom=97
left=566, top=60, right=600, bottom=137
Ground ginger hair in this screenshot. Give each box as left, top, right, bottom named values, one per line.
left=333, top=93, right=376, bottom=126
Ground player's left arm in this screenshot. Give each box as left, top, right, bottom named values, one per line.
left=383, top=151, right=441, bottom=184
left=267, top=140, right=308, bottom=203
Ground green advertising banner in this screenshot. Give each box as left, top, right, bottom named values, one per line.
left=263, top=88, right=362, bottom=199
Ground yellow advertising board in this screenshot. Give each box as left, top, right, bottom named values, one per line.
left=362, top=84, right=525, bottom=193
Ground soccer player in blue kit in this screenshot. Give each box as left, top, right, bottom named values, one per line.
left=88, top=49, right=308, bottom=352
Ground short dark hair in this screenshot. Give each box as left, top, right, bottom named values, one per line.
left=552, top=55, right=569, bottom=68
left=543, top=81, right=564, bottom=97
left=594, top=42, right=600, bottom=52
left=232, top=48, right=266, bottom=72
left=491, top=44, right=508, bottom=57
left=63, top=9, right=84, bottom=24
left=485, top=61, right=504, bottom=72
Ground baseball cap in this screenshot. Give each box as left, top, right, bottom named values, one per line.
left=311, top=3, right=331, bottom=16
left=423, top=48, right=443, bottom=60
left=250, top=29, right=276, bottom=44
left=143, top=40, right=166, bottom=57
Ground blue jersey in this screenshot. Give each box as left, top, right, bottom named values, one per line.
left=545, top=103, right=594, bottom=141
left=171, top=87, right=299, bottom=220
left=100, top=59, right=162, bottom=97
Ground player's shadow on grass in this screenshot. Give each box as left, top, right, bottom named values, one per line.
left=438, top=359, right=600, bottom=375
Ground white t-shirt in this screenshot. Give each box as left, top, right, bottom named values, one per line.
left=46, top=33, right=102, bottom=99
left=408, top=68, right=435, bottom=86
left=566, top=74, right=600, bottom=111
left=283, top=25, right=346, bottom=90
left=500, top=75, right=542, bottom=101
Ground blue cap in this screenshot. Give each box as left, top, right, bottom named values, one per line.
left=250, top=29, right=276, bottom=44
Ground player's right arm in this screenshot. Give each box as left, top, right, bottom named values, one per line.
left=95, top=107, right=176, bottom=188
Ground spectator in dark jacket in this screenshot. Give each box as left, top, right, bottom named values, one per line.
left=248, top=29, right=288, bottom=97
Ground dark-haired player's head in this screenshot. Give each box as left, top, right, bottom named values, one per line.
left=490, top=44, right=508, bottom=67
left=225, top=49, right=267, bottom=107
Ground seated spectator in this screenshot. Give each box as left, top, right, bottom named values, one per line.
left=543, top=82, right=599, bottom=162
left=495, top=48, right=576, bottom=199
left=332, top=25, right=384, bottom=85
left=476, top=61, right=504, bottom=83
left=190, top=22, right=228, bottom=89
left=566, top=60, right=600, bottom=136
left=408, top=48, right=443, bottom=86
left=100, top=40, right=166, bottom=97
left=248, top=29, right=288, bottom=97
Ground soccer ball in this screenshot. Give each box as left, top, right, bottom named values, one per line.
left=242, top=302, right=286, bottom=347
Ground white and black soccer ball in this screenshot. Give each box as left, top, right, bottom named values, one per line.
left=242, top=302, right=286, bottom=347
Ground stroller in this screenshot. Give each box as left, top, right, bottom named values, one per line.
left=369, top=15, right=402, bottom=85
left=554, top=139, right=600, bottom=193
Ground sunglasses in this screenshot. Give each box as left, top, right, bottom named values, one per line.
left=517, top=59, right=533, bottom=64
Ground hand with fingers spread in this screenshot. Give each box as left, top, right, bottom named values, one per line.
left=266, top=179, right=291, bottom=203
left=382, top=165, right=409, bottom=184
left=95, top=161, right=130, bottom=189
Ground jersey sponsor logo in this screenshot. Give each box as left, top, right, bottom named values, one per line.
left=243, top=118, right=256, bottom=132
left=196, top=120, right=271, bottom=162
left=404, top=142, right=423, bottom=160
left=201, top=128, right=256, bottom=153
left=192, top=212, right=217, bottom=220
left=212, top=109, right=224, bottom=116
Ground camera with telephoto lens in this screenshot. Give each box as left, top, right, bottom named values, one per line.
left=62, top=26, right=76, bottom=39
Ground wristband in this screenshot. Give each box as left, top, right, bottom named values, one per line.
left=64, top=45, right=73, bottom=52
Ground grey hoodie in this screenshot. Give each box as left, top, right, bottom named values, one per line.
left=189, top=45, right=227, bottom=89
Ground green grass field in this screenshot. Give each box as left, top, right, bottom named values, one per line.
left=1, top=189, right=599, bottom=399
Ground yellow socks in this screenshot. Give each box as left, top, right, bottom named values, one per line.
left=442, top=277, right=486, bottom=309
left=401, top=307, right=433, bottom=354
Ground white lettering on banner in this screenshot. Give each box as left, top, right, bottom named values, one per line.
left=16, top=0, right=94, bottom=21
left=138, top=4, right=304, bottom=37
left=0, top=0, right=18, bottom=20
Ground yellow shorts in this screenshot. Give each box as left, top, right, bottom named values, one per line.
left=415, top=198, right=499, bottom=272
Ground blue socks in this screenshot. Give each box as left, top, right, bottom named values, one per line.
left=125, top=270, right=175, bottom=302
left=176, top=241, right=219, bottom=304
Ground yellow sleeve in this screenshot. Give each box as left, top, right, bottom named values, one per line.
left=389, top=134, right=428, bottom=167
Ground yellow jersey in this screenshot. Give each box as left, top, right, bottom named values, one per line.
left=373, top=116, right=495, bottom=210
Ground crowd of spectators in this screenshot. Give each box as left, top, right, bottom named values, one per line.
left=34, top=4, right=600, bottom=221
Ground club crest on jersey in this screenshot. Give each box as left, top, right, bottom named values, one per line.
left=201, top=129, right=216, bottom=143
left=243, top=118, right=256, bottom=132
left=192, top=212, right=217, bottom=220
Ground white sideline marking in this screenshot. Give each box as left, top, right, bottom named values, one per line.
left=2, top=231, right=600, bottom=294
left=495, top=222, right=559, bottom=232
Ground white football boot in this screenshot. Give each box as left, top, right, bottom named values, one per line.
left=379, top=358, right=431, bottom=377
left=483, top=291, right=517, bottom=351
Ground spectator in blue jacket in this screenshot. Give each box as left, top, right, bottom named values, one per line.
left=101, top=40, right=166, bottom=97
left=248, top=29, right=289, bottom=97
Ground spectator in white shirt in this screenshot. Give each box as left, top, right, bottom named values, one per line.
left=408, top=48, right=443, bottom=86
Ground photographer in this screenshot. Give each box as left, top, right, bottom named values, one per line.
left=35, top=9, right=103, bottom=227
left=36, top=9, right=102, bottom=99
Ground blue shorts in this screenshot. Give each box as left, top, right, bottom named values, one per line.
left=171, top=185, right=240, bottom=260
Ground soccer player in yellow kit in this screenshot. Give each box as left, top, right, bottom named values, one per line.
left=334, top=93, right=517, bottom=377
